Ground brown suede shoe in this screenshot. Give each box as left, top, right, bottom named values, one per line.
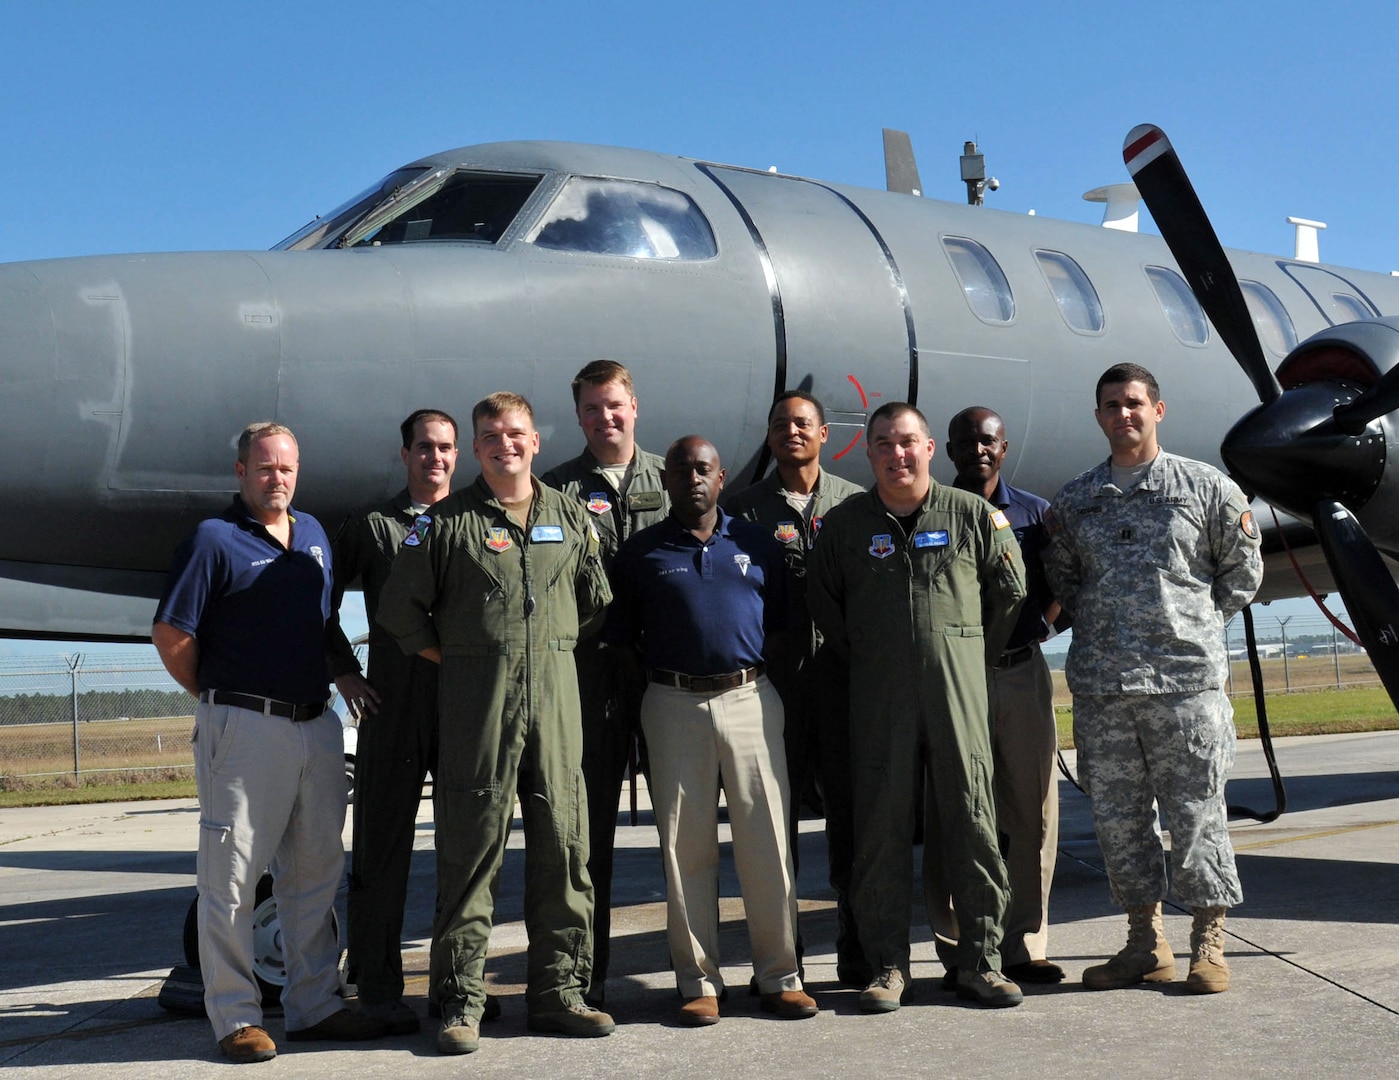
left=218, top=1025, right=276, bottom=1064
left=759, top=990, right=818, bottom=1020
left=678, top=995, right=720, bottom=1026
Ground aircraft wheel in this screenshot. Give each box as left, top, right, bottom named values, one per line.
left=345, top=754, right=356, bottom=803
left=181, top=873, right=339, bottom=1007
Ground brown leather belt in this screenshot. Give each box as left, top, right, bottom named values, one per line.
left=202, top=690, right=327, bottom=722
left=993, top=644, right=1037, bottom=669
left=649, top=664, right=765, bottom=693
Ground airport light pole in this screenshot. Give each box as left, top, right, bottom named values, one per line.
left=1277, top=616, right=1292, bottom=690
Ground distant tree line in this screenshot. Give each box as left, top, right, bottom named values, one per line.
left=0, top=689, right=194, bottom=726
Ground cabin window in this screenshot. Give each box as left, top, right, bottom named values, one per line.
left=1239, top=280, right=1298, bottom=356
left=1145, top=265, right=1209, bottom=345
left=528, top=178, right=717, bottom=260
left=344, top=169, right=545, bottom=247
left=1034, top=249, right=1103, bottom=332
left=942, top=236, right=1014, bottom=323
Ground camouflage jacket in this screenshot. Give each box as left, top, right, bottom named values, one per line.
left=1044, top=450, right=1263, bottom=695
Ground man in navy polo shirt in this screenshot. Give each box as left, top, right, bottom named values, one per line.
left=604, top=435, right=816, bottom=1027
left=925, top=407, right=1065, bottom=987
left=154, top=422, right=384, bottom=1064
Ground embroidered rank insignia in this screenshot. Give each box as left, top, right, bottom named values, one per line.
left=775, top=521, right=799, bottom=544
left=485, top=527, right=513, bottom=552
left=586, top=492, right=612, bottom=514
left=990, top=509, right=1011, bottom=530
left=310, top=545, right=325, bottom=568
left=531, top=525, right=565, bottom=543
left=869, top=534, right=895, bottom=559
left=402, top=514, right=432, bottom=547
left=734, top=553, right=751, bottom=576
left=1240, top=510, right=1258, bottom=539
left=914, top=530, right=948, bottom=549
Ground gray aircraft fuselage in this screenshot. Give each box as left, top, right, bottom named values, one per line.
left=2, top=138, right=1396, bottom=638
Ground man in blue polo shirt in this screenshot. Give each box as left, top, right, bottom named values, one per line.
left=154, top=422, right=384, bottom=1064
left=604, top=435, right=816, bottom=1027
left=925, top=407, right=1065, bottom=987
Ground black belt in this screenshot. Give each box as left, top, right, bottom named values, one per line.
left=649, top=664, right=765, bottom=693
left=993, top=644, right=1037, bottom=669
left=202, top=690, right=327, bottom=722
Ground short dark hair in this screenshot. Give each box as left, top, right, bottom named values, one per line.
left=399, top=409, right=459, bottom=450
left=1096, top=363, right=1160, bottom=407
left=768, top=389, right=826, bottom=426
left=570, top=359, right=636, bottom=406
left=472, top=392, right=534, bottom=433
left=947, top=406, right=1003, bottom=439
left=866, top=401, right=929, bottom=437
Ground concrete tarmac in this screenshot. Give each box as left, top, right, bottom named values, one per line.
left=2, top=731, right=1397, bottom=1078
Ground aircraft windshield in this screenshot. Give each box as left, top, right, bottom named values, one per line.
left=272, top=167, right=430, bottom=251
left=342, top=169, right=544, bottom=247
left=527, top=178, right=717, bottom=260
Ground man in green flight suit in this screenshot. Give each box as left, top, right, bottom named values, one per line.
left=807, top=402, right=1028, bottom=1011
left=541, top=359, right=668, bottom=1004
left=377, top=392, right=614, bottom=1054
left=725, top=389, right=866, bottom=983
left=327, top=408, right=458, bottom=1034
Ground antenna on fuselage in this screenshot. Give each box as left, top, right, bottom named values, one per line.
left=1287, top=216, right=1326, bottom=262
left=960, top=141, right=998, bottom=205
left=882, top=129, right=923, bottom=196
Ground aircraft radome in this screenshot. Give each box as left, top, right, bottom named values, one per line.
left=3, top=125, right=1399, bottom=706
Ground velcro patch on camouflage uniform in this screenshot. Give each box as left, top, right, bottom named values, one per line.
left=1240, top=510, right=1258, bottom=538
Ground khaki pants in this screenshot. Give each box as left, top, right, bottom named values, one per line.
left=640, top=676, right=802, bottom=998
left=194, top=700, right=346, bottom=1041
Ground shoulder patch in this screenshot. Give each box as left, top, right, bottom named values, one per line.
left=990, top=509, right=1011, bottom=531
left=1240, top=510, right=1259, bottom=539
left=402, top=514, right=432, bottom=548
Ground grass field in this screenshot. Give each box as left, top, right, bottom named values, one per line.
left=1, top=651, right=1395, bottom=807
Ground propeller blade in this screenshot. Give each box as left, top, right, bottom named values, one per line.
left=1312, top=499, right=1399, bottom=710
left=1123, top=124, right=1281, bottom=404
left=1332, top=364, right=1399, bottom=434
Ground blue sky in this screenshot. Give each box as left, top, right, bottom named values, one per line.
left=1, top=0, right=1387, bottom=656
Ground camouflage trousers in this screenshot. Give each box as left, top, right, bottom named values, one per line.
left=1073, top=689, right=1242, bottom=909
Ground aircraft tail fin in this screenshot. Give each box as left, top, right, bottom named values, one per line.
left=882, top=129, right=923, bottom=196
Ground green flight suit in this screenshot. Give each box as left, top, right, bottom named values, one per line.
left=327, top=489, right=440, bottom=1006
left=725, top=468, right=865, bottom=968
left=540, top=447, right=667, bottom=989
left=807, top=482, right=1026, bottom=975
left=376, top=476, right=611, bottom=1021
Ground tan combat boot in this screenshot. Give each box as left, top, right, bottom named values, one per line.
left=1082, top=902, right=1176, bottom=990
left=1186, top=906, right=1230, bottom=994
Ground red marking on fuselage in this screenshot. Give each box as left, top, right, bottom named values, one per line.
left=848, top=373, right=868, bottom=407
left=833, top=374, right=869, bottom=459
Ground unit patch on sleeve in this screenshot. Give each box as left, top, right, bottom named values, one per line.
left=402, top=514, right=432, bottom=547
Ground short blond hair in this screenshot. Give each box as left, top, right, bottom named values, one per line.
left=237, top=422, right=297, bottom=463
left=472, top=392, right=535, bottom=434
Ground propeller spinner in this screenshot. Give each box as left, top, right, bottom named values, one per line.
left=1124, top=123, right=1399, bottom=710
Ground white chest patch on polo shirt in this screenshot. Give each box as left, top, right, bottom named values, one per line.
left=310, top=545, right=325, bottom=567
left=734, top=553, right=751, bottom=576
left=531, top=525, right=565, bottom=543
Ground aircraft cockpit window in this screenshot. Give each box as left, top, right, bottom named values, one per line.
left=1239, top=280, right=1298, bottom=355
left=272, top=166, right=430, bottom=251
left=942, top=237, right=1014, bottom=323
left=342, top=169, right=544, bottom=247
left=1145, top=265, right=1209, bottom=346
left=527, top=178, right=717, bottom=260
left=1034, top=250, right=1103, bottom=333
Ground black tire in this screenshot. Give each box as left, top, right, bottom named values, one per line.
left=181, top=872, right=292, bottom=1007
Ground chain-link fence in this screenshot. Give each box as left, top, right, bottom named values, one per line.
left=0, top=650, right=195, bottom=790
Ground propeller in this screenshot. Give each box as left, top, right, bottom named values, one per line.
left=1123, top=123, right=1399, bottom=711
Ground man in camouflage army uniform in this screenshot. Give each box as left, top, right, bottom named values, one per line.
left=377, top=393, right=614, bottom=1053
left=725, top=389, right=866, bottom=983
left=808, top=402, right=1028, bottom=1011
left=328, top=409, right=458, bottom=1034
left=541, top=359, right=668, bottom=1004
left=1044, top=363, right=1262, bottom=995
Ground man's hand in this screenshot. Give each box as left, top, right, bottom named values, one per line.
left=334, top=672, right=381, bottom=720
left=419, top=646, right=443, bottom=665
